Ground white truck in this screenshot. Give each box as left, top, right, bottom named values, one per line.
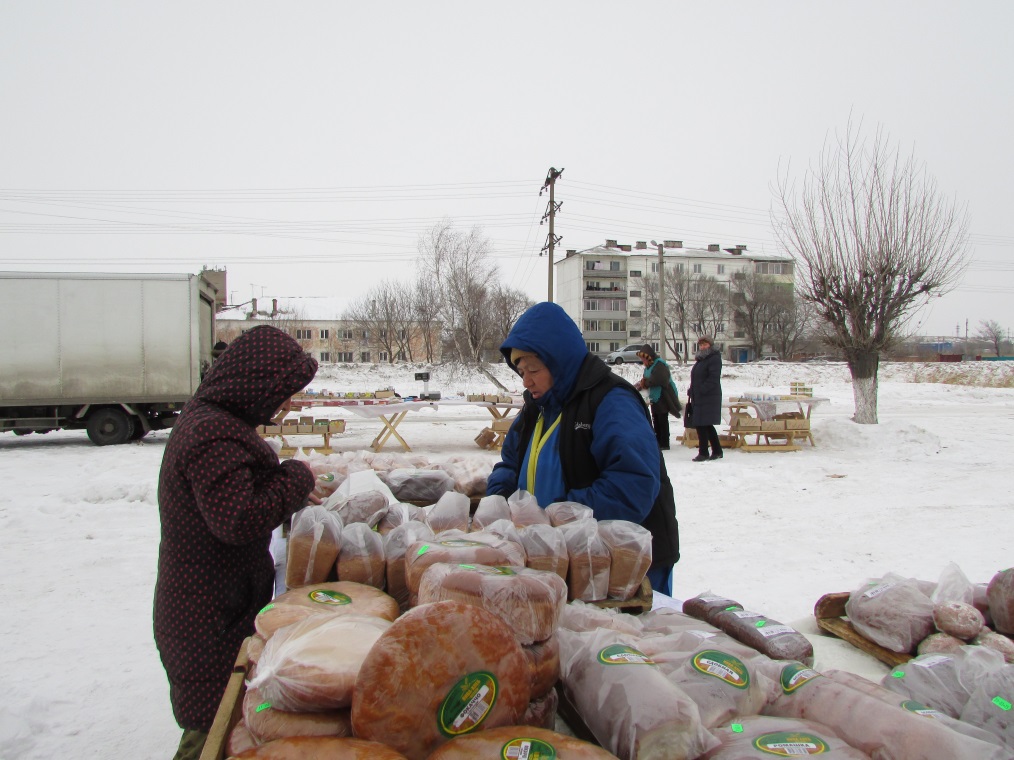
left=0, top=271, right=217, bottom=445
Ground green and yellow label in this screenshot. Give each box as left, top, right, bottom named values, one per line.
left=900, top=699, right=945, bottom=719
left=501, top=737, right=557, bottom=759
left=439, top=539, right=486, bottom=548
left=691, top=650, right=750, bottom=689
left=597, top=645, right=654, bottom=665
left=459, top=564, right=516, bottom=576
left=307, top=589, right=352, bottom=606
left=779, top=662, right=821, bottom=695
left=753, top=731, right=829, bottom=755
left=437, top=671, right=498, bottom=737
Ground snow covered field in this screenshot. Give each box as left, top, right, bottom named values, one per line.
left=1, top=360, right=1012, bottom=759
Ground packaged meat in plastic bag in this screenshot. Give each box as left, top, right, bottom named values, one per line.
left=845, top=573, right=935, bottom=653
left=229, top=736, right=411, bottom=759
left=559, top=599, right=645, bottom=637
left=959, top=664, right=1014, bottom=748
left=285, top=506, right=343, bottom=589
left=519, top=523, right=569, bottom=580
left=932, top=561, right=976, bottom=605
left=934, top=600, right=986, bottom=640
left=417, top=562, right=567, bottom=645
left=597, top=520, right=652, bottom=601
left=247, top=613, right=392, bottom=712
left=759, top=659, right=1012, bottom=760
left=559, top=519, right=610, bottom=602
left=711, top=606, right=814, bottom=666
left=424, top=725, right=615, bottom=760
left=336, top=522, right=386, bottom=589
left=509, top=488, right=551, bottom=527
left=545, top=500, right=593, bottom=527
left=988, top=568, right=1014, bottom=635
left=640, top=608, right=723, bottom=638
left=425, top=491, right=471, bottom=534
left=700, top=715, right=871, bottom=758
left=881, top=645, right=1004, bottom=718
left=381, top=468, right=455, bottom=504
left=382, top=520, right=434, bottom=611
left=682, top=592, right=744, bottom=626
left=425, top=457, right=489, bottom=497
left=558, top=626, right=719, bottom=759
left=974, top=629, right=1014, bottom=663
left=470, top=494, right=510, bottom=531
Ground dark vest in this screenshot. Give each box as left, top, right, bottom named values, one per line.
left=514, top=355, right=680, bottom=568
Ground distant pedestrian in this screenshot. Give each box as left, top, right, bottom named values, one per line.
left=634, top=344, right=682, bottom=450
left=686, top=336, right=724, bottom=462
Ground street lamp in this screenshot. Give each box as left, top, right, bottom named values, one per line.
left=649, top=240, right=667, bottom=360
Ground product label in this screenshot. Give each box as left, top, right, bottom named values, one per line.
left=900, top=699, right=945, bottom=719
left=753, top=731, right=829, bottom=755
left=439, top=539, right=486, bottom=548
left=437, top=671, right=498, bottom=737
left=597, top=645, right=655, bottom=666
left=459, top=564, right=516, bottom=576
left=861, top=582, right=897, bottom=600
left=691, top=650, right=750, bottom=689
left=501, top=738, right=557, bottom=759
left=307, top=589, right=352, bottom=606
left=318, top=473, right=335, bottom=482
left=731, top=610, right=762, bottom=619
left=779, top=663, right=822, bottom=695
left=913, top=655, right=952, bottom=669
left=754, top=625, right=795, bottom=639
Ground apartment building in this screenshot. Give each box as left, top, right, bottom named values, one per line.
left=554, top=239, right=795, bottom=363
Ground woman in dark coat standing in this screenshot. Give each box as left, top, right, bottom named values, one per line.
left=686, top=336, right=724, bottom=462
left=154, top=325, right=319, bottom=759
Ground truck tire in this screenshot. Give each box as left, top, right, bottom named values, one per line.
left=86, top=408, right=135, bottom=446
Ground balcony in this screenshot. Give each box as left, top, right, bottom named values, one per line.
left=584, top=285, right=626, bottom=293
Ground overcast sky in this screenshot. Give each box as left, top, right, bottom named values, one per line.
left=2, top=2, right=1011, bottom=338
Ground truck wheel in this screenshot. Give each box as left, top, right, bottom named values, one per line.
left=130, top=424, right=148, bottom=440
left=86, top=408, right=135, bottom=446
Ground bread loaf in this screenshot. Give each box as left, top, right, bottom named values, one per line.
left=376, top=502, right=426, bottom=535
left=558, top=520, right=610, bottom=602
left=545, top=501, right=593, bottom=526
left=285, top=506, right=343, bottom=589
left=247, top=613, right=392, bottom=711
left=336, top=522, right=386, bottom=589
left=425, top=491, right=471, bottom=534
left=404, top=532, right=527, bottom=597
left=597, top=520, right=652, bottom=601
left=382, top=468, right=455, bottom=504
left=417, top=563, right=566, bottom=645
left=934, top=601, right=985, bottom=640
left=383, top=520, right=435, bottom=611
left=226, top=720, right=257, bottom=757
left=558, top=599, right=644, bottom=637
left=972, top=629, right=1014, bottom=663
left=524, top=635, right=561, bottom=698
left=242, top=683, right=352, bottom=744
left=508, top=489, right=552, bottom=527
left=351, top=600, right=531, bottom=760
left=470, top=494, right=510, bottom=531
left=254, top=581, right=398, bottom=640
left=522, top=689, right=559, bottom=731
left=519, top=523, right=569, bottom=581
left=918, top=631, right=965, bottom=655
left=230, top=736, right=410, bottom=759
left=424, top=723, right=616, bottom=759
left=329, top=489, right=389, bottom=528
left=682, top=593, right=743, bottom=626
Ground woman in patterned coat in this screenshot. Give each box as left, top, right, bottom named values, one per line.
left=153, top=325, right=319, bottom=758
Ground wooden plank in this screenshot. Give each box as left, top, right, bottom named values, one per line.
left=813, top=592, right=912, bottom=668
left=199, top=639, right=250, bottom=760
left=591, top=577, right=653, bottom=614
left=740, top=443, right=801, bottom=453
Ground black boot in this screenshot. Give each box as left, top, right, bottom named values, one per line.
left=692, top=452, right=709, bottom=462
left=709, top=450, right=724, bottom=460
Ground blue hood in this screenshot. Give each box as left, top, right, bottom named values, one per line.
left=500, top=302, right=588, bottom=413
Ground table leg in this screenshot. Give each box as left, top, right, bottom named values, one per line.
left=371, top=411, right=411, bottom=453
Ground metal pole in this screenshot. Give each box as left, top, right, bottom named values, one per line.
left=548, top=178, right=555, bottom=302
left=657, top=242, right=667, bottom=360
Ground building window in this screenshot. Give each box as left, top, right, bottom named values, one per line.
left=360, top=351, right=371, bottom=363
left=379, top=329, right=387, bottom=340
left=630, top=270, right=641, bottom=277
left=630, top=290, right=641, bottom=298
left=717, top=265, right=725, bottom=274
left=609, top=261, right=620, bottom=271
left=586, top=342, right=600, bottom=353
left=674, top=263, right=684, bottom=272
left=295, top=328, right=312, bottom=340
left=693, top=264, right=702, bottom=274
left=756, top=262, right=789, bottom=275
left=630, top=310, right=641, bottom=318
left=609, top=320, right=626, bottom=331
left=395, top=350, right=406, bottom=361
left=379, top=351, right=389, bottom=362
left=360, top=329, right=369, bottom=340
left=319, top=352, right=331, bottom=363
left=630, top=330, right=641, bottom=338
left=341, top=329, right=354, bottom=340
left=319, top=329, right=329, bottom=340
left=651, top=262, right=659, bottom=273
left=399, top=328, right=407, bottom=339
left=585, top=320, right=599, bottom=331
left=337, top=352, right=353, bottom=362
left=609, top=342, right=621, bottom=351
left=585, top=260, right=601, bottom=270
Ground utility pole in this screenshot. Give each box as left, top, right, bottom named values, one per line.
left=540, top=167, right=564, bottom=302
left=650, top=240, right=667, bottom=360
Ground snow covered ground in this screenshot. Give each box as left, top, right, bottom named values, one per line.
left=1, top=359, right=1012, bottom=759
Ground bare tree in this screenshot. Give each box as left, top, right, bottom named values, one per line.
left=730, top=271, right=787, bottom=359
left=487, top=285, right=535, bottom=359
left=977, top=319, right=1006, bottom=358
left=768, top=293, right=816, bottom=361
left=687, top=275, right=730, bottom=354
left=774, top=120, right=970, bottom=423
left=412, top=277, right=443, bottom=362
left=418, top=219, right=500, bottom=362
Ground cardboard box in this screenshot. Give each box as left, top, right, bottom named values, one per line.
left=297, top=424, right=313, bottom=434
left=491, top=418, right=514, bottom=433
left=733, top=417, right=761, bottom=430
left=282, top=419, right=297, bottom=428
left=374, top=389, right=395, bottom=398
left=467, top=394, right=484, bottom=402
left=263, top=425, right=282, bottom=435
left=483, top=394, right=499, bottom=402
left=475, top=428, right=496, bottom=449
left=785, top=419, right=810, bottom=430
left=328, top=420, right=346, bottom=433
left=299, top=415, right=314, bottom=426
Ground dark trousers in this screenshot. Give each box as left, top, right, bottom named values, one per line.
left=650, top=401, right=670, bottom=448
left=696, top=425, right=722, bottom=456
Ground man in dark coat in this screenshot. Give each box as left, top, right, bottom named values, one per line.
left=154, top=325, right=319, bottom=758
left=633, top=343, right=682, bottom=450
left=686, top=335, right=724, bottom=461
left=486, top=302, right=679, bottom=595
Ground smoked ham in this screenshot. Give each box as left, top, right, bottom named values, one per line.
left=424, top=724, right=618, bottom=759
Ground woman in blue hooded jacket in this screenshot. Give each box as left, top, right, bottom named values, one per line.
left=486, top=302, right=679, bottom=594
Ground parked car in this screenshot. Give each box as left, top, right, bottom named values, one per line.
left=605, top=344, right=645, bottom=364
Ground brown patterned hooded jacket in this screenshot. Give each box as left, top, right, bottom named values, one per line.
left=153, top=324, right=317, bottom=731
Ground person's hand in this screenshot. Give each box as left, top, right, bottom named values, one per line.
left=297, top=460, right=323, bottom=505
